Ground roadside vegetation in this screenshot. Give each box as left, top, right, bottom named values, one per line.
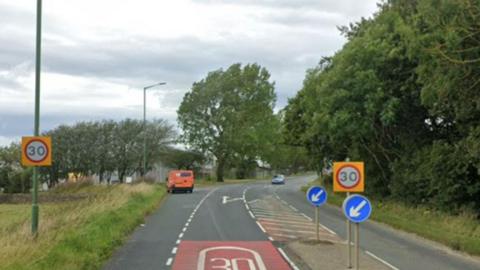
left=0, top=182, right=166, bottom=270
left=283, top=1, right=480, bottom=216
left=303, top=178, right=480, bottom=255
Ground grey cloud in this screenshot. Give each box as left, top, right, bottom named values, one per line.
left=193, top=0, right=379, bottom=17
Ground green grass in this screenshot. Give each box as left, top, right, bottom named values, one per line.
left=0, top=183, right=166, bottom=270
left=302, top=179, right=480, bottom=255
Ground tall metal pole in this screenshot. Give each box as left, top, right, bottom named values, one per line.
left=32, top=0, right=42, bottom=235
left=143, top=87, right=147, bottom=176
left=142, top=82, right=166, bottom=177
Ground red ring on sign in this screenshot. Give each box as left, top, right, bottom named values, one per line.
left=336, top=165, right=361, bottom=189
left=24, top=139, right=49, bottom=163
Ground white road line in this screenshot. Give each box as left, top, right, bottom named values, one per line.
left=171, top=247, right=177, bottom=254
left=248, top=199, right=259, bottom=204
left=277, top=247, right=300, bottom=270
left=260, top=221, right=317, bottom=229
left=166, top=257, right=173, bottom=266
left=268, top=236, right=274, bottom=241
left=256, top=221, right=267, bottom=233
left=289, top=205, right=298, bottom=211
left=366, top=251, right=399, bottom=270
left=179, top=233, right=184, bottom=238
left=301, top=213, right=313, bottom=221
left=254, top=214, right=311, bottom=223
left=249, top=211, right=255, bottom=219
left=185, top=222, right=190, bottom=227
left=265, top=227, right=322, bottom=235
left=245, top=204, right=250, bottom=210
left=271, top=233, right=298, bottom=239
left=182, top=227, right=187, bottom=232
left=319, top=224, right=337, bottom=235
left=251, top=210, right=304, bottom=219
left=257, top=217, right=315, bottom=225
left=176, top=239, right=181, bottom=244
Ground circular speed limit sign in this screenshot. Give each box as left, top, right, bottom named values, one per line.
left=333, top=162, right=364, bottom=192
left=25, top=140, right=49, bottom=162
left=336, top=165, right=361, bottom=188
left=21, top=136, right=52, bottom=166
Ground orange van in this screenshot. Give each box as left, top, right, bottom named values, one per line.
left=167, top=170, right=194, bottom=193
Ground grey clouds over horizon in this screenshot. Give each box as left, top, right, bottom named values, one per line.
left=0, top=0, right=379, bottom=145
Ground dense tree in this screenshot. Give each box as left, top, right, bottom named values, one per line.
left=282, top=0, right=480, bottom=212
left=178, top=63, right=277, bottom=181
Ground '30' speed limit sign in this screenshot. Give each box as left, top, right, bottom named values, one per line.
left=21, top=136, right=52, bottom=166
left=333, top=162, right=364, bottom=192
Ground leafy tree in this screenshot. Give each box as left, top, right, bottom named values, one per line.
left=178, top=63, right=277, bottom=181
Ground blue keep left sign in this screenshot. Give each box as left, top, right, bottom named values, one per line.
left=343, top=194, right=372, bottom=223
left=306, top=186, right=327, bottom=207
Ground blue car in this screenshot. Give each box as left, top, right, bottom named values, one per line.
left=271, top=174, right=285, bottom=185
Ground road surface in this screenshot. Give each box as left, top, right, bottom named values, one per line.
left=104, top=175, right=480, bottom=270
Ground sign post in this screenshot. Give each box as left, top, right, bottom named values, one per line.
left=22, top=136, right=51, bottom=236
left=334, top=162, right=364, bottom=269
left=343, top=194, right=372, bottom=270
left=306, top=186, right=327, bottom=241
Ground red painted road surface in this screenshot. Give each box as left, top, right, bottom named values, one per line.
left=172, top=241, right=291, bottom=270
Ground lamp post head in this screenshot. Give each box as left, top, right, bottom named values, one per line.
left=144, top=82, right=166, bottom=90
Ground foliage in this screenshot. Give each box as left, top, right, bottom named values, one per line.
left=284, top=0, right=480, bottom=213
left=178, top=63, right=277, bottom=181
left=0, top=119, right=175, bottom=191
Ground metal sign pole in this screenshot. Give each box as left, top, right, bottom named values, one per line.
left=315, top=206, right=319, bottom=240
left=355, top=223, right=360, bottom=269
left=347, top=192, right=352, bottom=268
left=32, top=0, right=42, bottom=236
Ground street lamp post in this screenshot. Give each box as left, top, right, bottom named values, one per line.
left=143, top=82, right=166, bottom=177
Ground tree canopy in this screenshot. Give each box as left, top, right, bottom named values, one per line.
left=178, top=63, right=278, bottom=181
left=283, top=0, right=480, bottom=213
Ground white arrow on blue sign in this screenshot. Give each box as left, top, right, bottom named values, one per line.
left=306, top=186, right=327, bottom=206
left=343, top=194, right=372, bottom=223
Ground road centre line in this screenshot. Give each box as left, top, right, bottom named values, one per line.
left=366, top=251, right=399, bottom=270
left=167, top=189, right=219, bottom=268
left=249, top=211, right=255, bottom=219
left=278, top=247, right=300, bottom=270
left=268, top=236, right=274, bottom=241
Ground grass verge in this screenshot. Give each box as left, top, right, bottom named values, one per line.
left=0, top=183, right=166, bottom=270
left=302, top=179, right=480, bottom=256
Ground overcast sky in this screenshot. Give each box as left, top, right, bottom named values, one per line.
left=0, top=0, right=379, bottom=145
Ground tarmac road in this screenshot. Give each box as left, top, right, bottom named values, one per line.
left=104, top=175, right=480, bottom=270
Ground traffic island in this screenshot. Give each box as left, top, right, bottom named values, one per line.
left=286, top=239, right=390, bottom=270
